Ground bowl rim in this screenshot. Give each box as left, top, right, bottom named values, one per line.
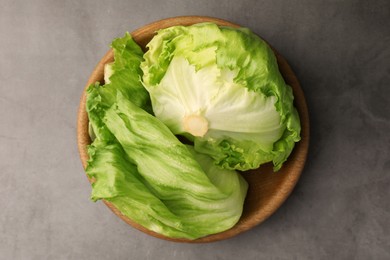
left=77, top=15, right=310, bottom=243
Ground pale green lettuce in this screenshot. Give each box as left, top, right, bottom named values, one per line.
left=141, top=23, right=301, bottom=171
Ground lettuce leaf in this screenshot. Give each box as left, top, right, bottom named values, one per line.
left=87, top=89, right=248, bottom=239
left=87, top=33, right=152, bottom=142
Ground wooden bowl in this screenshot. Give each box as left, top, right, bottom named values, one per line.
left=77, top=16, right=309, bottom=243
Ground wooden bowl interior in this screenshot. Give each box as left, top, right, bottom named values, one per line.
left=77, top=16, right=309, bottom=243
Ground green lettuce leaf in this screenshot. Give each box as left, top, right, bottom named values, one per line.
left=86, top=89, right=248, bottom=239
left=87, top=33, right=152, bottom=141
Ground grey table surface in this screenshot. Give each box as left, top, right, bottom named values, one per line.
left=1, top=0, right=389, bottom=259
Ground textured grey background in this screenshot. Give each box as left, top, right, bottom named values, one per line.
left=1, top=0, right=389, bottom=259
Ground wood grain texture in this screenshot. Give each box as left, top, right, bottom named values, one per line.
left=77, top=16, right=310, bottom=243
